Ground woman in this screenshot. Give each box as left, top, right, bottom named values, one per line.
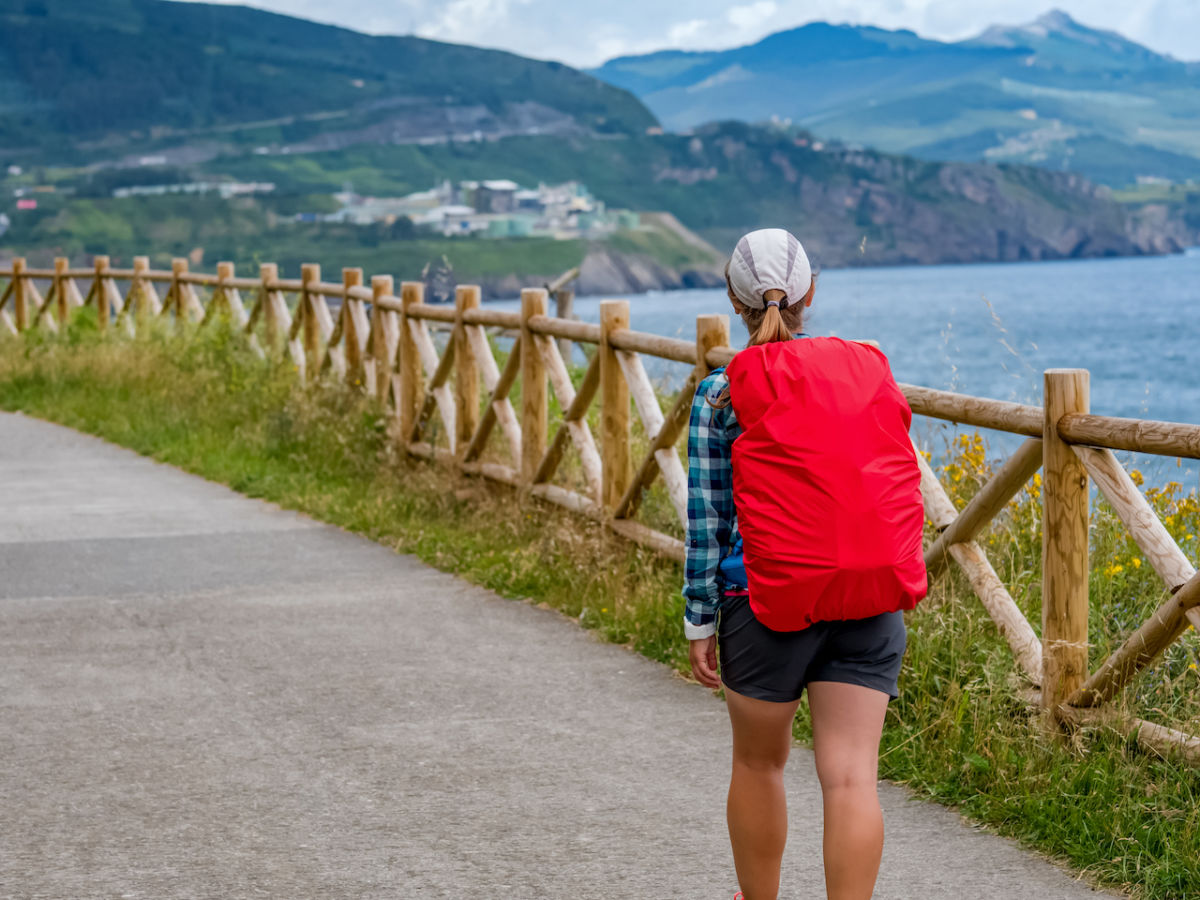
left=683, top=228, right=927, bottom=900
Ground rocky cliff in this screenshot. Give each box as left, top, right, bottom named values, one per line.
left=470, top=247, right=724, bottom=300
left=735, top=145, right=1183, bottom=270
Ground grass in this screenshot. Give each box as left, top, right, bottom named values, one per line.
left=2, top=318, right=1200, bottom=898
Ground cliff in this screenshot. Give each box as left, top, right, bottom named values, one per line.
left=473, top=246, right=724, bottom=299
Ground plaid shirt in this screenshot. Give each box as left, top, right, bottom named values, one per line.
left=682, top=369, right=742, bottom=640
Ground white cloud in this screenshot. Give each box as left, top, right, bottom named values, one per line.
left=667, top=18, right=711, bottom=45
left=728, top=1, right=779, bottom=31
left=417, top=0, right=532, bottom=43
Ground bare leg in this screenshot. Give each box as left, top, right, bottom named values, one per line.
left=807, top=681, right=890, bottom=900
left=723, top=685, right=803, bottom=900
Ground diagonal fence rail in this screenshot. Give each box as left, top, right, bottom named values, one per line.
left=4, top=255, right=1200, bottom=763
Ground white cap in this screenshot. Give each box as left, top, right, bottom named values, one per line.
left=727, top=228, right=812, bottom=310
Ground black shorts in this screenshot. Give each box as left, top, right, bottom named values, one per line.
left=717, top=592, right=907, bottom=703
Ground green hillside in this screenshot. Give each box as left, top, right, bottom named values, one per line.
left=199, top=124, right=1163, bottom=265
left=0, top=0, right=655, bottom=156
left=5, top=123, right=1177, bottom=279
left=590, top=11, right=1200, bottom=187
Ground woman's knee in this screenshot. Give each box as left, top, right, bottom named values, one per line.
left=814, top=754, right=878, bottom=792
left=732, top=739, right=791, bottom=773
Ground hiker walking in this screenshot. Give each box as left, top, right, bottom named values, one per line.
left=683, top=229, right=928, bottom=900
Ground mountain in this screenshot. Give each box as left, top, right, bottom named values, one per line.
left=970, top=10, right=1164, bottom=68
left=590, top=11, right=1200, bottom=186
left=0, top=0, right=656, bottom=157
left=197, top=122, right=1190, bottom=268
left=7, top=121, right=1185, bottom=293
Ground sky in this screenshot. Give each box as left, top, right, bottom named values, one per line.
left=177, top=0, right=1200, bottom=67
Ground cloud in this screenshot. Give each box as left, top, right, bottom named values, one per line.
left=417, top=0, right=532, bottom=43
left=728, top=1, right=779, bottom=31
left=667, top=18, right=711, bottom=45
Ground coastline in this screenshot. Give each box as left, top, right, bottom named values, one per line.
left=475, top=243, right=1197, bottom=301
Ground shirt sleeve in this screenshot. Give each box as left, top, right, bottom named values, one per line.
left=682, top=372, right=736, bottom=641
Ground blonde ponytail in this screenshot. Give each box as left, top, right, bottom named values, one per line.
left=749, top=295, right=793, bottom=346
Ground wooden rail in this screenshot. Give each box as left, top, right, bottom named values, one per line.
left=3, top=255, right=1199, bottom=763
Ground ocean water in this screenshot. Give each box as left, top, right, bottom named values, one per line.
left=491, top=251, right=1200, bottom=484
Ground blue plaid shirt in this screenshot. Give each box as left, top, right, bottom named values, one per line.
left=682, top=369, right=742, bottom=640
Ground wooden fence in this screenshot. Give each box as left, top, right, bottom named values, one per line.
left=4, top=255, right=1200, bottom=762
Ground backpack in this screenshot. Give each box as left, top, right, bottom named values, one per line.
left=725, top=337, right=927, bottom=631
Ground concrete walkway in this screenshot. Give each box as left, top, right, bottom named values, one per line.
left=0, top=411, right=1120, bottom=899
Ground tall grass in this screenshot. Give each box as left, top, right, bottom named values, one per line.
left=2, top=316, right=1199, bottom=897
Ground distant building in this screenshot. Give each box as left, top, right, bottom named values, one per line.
left=421, top=205, right=485, bottom=236
left=475, top=179, right=519, bottom=214
left=323, top=177, right=640, bottom=241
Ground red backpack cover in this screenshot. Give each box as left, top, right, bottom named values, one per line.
left=725, top=337, right=927, bottom=631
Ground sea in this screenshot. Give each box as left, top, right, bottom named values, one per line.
left=490, top=251, right=1200, bottom=486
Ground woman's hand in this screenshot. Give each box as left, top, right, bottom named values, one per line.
left=689, top=635, right=721, bottom=689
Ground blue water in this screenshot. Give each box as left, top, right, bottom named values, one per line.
left=493, top=252, right=1200, bottom=485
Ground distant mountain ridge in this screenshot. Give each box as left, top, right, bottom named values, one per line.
left=590, top=10, right=1200, bottom=186
left=0, top=0, right=656, bottom=157
left=970, top=10, right=1163, bottom=66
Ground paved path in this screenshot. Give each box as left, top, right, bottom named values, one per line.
left=0, top=411, right=1121, bottom=899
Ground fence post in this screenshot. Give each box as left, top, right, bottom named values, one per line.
left=555, top=287, right=574, bottom=364
left=212, top=261, right=232, bottom=321
left=259, top=263, right=279, bottom=347
left=520, top=288, right=548, bottom=482
left=11, top=257, right=26, bottom=333
left=695, top=313, right=731, bottom=379
left=397, top=281, right=423, bottom=444
left=132, top=256, right=151, bottom=333
left=456, top=285, right=481, bottom=457
left=600, top=299, right=631, bottom=512
left=342, top=267, right=364, bottom=387
left=1042, top=368, right=1091, bottom=713
left=93, top=256, right=110, bottom=333
left=371, top=275, right=394, bottom=403
left=301, top=263, right=321, bottom=382
left=169, top=258, right=187, bottom=322
left=54, top=257, right=69, bottom=325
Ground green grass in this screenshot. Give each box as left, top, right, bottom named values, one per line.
left=603, top=225, right=721, bottom=269
left=0, top=191, right=587, bottom=280
left=2, top=320, right=1200, bottom=898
